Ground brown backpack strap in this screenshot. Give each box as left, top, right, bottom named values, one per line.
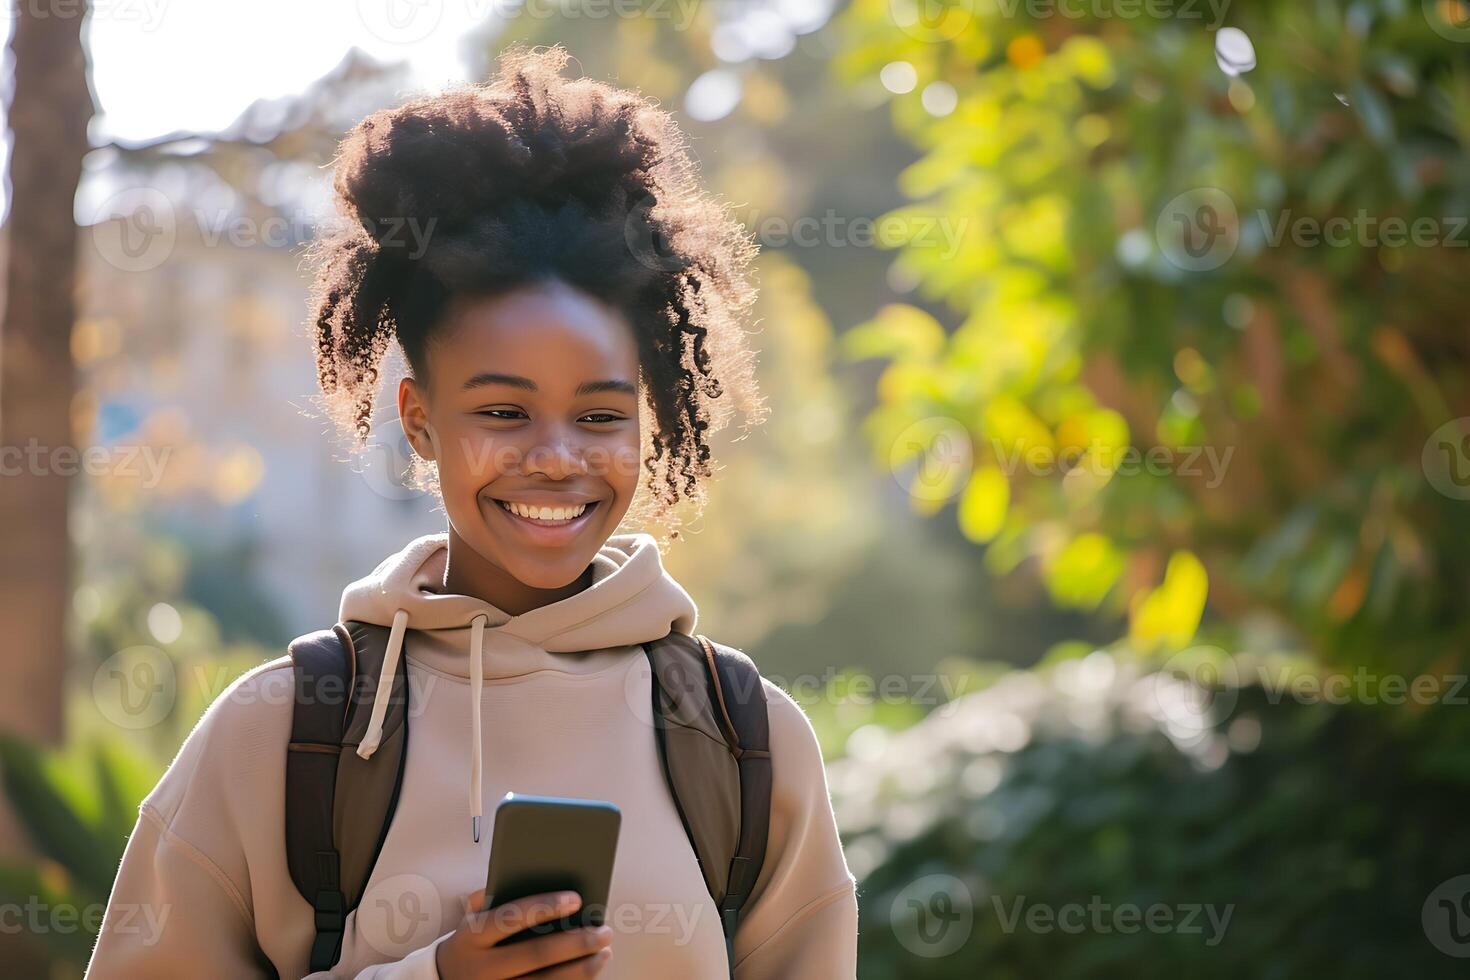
left=286, top=621, right=408, bottom=973
left=644, top=632, right=771, bottom=974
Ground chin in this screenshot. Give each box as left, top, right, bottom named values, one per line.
left=505, top=555, right=593, bottom=590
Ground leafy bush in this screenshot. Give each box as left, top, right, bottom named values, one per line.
left=0, top=735, right=157, bottom=971
left=834, top=656, right=1470, bottom=978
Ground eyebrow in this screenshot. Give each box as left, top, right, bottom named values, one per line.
left=460, top=372, right=637, bottom=397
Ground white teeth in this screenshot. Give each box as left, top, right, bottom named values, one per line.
left=498, top=500, right=589, bottom=523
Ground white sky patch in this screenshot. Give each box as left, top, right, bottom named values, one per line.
left=86, top=0, right=493, bottom=142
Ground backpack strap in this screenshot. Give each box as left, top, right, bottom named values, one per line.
left=286, top=621, right=409, bottom=973
left=643, top=632, right=771, bottom=975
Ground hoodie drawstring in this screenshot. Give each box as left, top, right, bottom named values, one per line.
left=357, top=609, right=409, bottom=760
left=355, top=607, right=489, bottom=845
left=469, top=613, right=487, bottom=843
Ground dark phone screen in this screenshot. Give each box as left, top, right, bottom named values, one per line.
left=480, top=795, right=621, bottom=946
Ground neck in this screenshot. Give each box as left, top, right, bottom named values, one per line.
left=441, top=525, right=593, bottom=617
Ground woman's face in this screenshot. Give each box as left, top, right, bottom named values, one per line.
left=399, top=280, right=642, bottom=590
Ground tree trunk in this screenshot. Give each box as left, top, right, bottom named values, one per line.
left=0, top=2, right=92, bottom=759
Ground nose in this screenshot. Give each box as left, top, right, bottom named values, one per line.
left=520, top=426, right=588, bottom=480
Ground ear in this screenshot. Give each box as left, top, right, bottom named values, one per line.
left=398, top=376, right=437, bottom=462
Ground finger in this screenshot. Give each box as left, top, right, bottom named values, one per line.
left=487, top=926, right=612, bottom=976
left=460, top=890, right=582, bottom=948
left=462, top=888, right=487, bottom=916
left=518, top=947, right=613, bottom=979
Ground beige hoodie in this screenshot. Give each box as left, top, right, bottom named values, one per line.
left=86, top=532, right=858, bottom=978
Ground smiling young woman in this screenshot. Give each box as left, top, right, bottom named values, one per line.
left=86, top=44, right=858, bottom=980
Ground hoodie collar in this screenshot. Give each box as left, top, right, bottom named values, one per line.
left=338, top=530, right=699, bottom=656
left=339, top=530, right=699, bottom=845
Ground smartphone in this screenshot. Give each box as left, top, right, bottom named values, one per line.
left=480, top=793, right=621, bottom=945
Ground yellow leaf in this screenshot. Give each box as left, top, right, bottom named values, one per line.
left=959, top=467, right=1009, bottom=543
left=841, top=304, right=947, bottom=364
left=1129, top=551, right=1209, bottom=649
left=1046, top=532, right=1124, bottom=609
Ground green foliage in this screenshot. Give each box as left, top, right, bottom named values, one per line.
left=0, top=735, right=156, bottom=967
left=834, top=659, right=1470, bottom=978
left=835, top=0, right=1470, bottom=675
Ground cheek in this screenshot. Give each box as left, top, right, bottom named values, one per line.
left=596, top=430, right=643, bottom=497
left=436, top=427, right=513, bottom=488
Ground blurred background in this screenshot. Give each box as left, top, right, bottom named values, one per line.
left=1, top=0, right=1468, bottom=976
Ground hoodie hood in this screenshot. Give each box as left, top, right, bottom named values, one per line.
left=339, top=530, right=698, bottom=656
left=337, top=530, right=698, bottom=842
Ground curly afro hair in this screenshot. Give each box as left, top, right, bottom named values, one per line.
left=307, top=44, right=764, bottom=531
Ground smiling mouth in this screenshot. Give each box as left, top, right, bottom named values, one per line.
left=492, top=498, right=600, bottom=528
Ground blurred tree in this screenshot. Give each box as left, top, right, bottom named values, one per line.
left=834, top=2, right=1470, bottom=679
left=0, top=0, right=92, bottom=750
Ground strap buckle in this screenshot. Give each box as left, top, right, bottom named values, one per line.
left=313, top=889, right=345, bottom=932
left=309, top=890, right=347, bottom=972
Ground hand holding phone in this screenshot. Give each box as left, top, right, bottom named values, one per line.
left=435, top=888, right=613, bottom=979
left=479, top=794, right=621, bottom=937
